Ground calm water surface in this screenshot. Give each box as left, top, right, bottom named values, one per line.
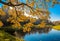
left=23, top=29, right=60, bottom=41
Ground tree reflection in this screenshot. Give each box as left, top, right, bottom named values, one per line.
left=14, top=27, right=52, bottom=38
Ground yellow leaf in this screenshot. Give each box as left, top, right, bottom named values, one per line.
left=0, top=8, right=6, bottom=16
left=29, top=1, right=34, bottom=7
left=0, top=21, right=3, bottom=27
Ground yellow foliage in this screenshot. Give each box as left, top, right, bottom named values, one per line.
left=23, top=27, right=31, bottom=32
left=10, top=0, right=17, bottom=4
left=11, top=19, right=16, bottom=23
left=27, top=27, right=31, bottom=32
left=46, top=0, right=50, bottom=2
left=0, top=8, right=6, bottom=16
left=0, top=0, right=50, bottom=31
left=17, top=17, right=25, bottom=22
left=12, top=22, right=21, bottom=29
left=23, top=27, right=27, bottom=32
left=7, top=17, right=13, bottom=22
left=20, top=15, right=28, bottom=20
left=3, top=5, right=8, bottom=9
left=24, top=23, right=34, bottom=27
left=8, top=8, right=17, bottom=18
left=10, top=0, right=16, bottom=2
left=23, top=23, right=34, bottom=32
left=38, top=21, right=46, bottom=28
left=30, top=18, right=36, bottom=23
left=29, top=1, right=34, bottom=7
left=15, top=37, right=24, bottom=41
left=0, top=21, right=3, bottom=27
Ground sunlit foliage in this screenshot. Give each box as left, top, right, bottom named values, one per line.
left=0, top=0, right=60, bottom=32
left=38, top=21, right=46, bottom=28
left=0, top=8, right=6, bottom=16
left=0, top=21, right=3, bottom=27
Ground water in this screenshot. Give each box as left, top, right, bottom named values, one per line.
left=23, top=29, right=60, bottom=41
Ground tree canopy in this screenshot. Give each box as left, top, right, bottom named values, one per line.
left=0, top=0, right=60, bottom=32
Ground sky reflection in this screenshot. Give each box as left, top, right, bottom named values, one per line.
left=24, top=29, right=60, bottom=41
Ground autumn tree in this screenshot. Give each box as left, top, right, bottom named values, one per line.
left=0, top=0, right=60, bottom=32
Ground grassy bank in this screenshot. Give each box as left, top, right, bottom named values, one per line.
left=53, top=25, right=60, bottom=30
left=0, top=30, right=24, bottom=41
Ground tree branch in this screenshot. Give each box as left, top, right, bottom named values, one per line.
left=0, top=0, right=34, bottom=11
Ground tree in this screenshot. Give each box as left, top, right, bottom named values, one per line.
left=0, top=0, right=60, bottom=32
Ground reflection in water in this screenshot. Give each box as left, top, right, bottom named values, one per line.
left=30, top=27, right=52, bottom=34
left=14, top=27, right=60, bottom=41
left=15, top=27, right=52, bottom=38
left=24, top=29, right=60, bottom=41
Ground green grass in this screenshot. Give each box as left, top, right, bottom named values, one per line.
left=0, top=30, right=24, bottom=41
left=53, top=25, right=60, bottom=30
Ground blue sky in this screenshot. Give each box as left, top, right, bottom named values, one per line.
left=49, top=4, right=60, bottom=21
left=0, top=0, right=60, bottom=21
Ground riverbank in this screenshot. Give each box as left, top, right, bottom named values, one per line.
left=0, top=30, right=24, bottom=41
left=53, top=25, right=60, bottom=30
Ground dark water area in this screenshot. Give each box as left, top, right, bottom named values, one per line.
left=23, top=28, right=60, bottom=41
